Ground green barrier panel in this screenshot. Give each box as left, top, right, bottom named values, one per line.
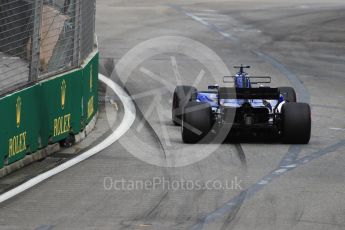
left=82, top=53, right=99, bottom=126
left=41, top=69, right=83, bottom=144
left=0, top=51, right=99, bottom=169
left=0, top=86, right=41, bottom=165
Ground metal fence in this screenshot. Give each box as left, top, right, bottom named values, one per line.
left=0, top=0, right=96, bottom=95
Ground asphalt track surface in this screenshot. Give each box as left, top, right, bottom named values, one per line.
left=1, top=1, right=345, bottom=229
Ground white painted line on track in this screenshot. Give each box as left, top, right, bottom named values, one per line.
left=192, top=14, right=227, bottom=18
left=257, top=180, right=268, bottom=185
left=282, top=164, right=297, bottom=168
left=185, top=12, right=210, bottom=26
left=199, top=9, right=217, bottom=12
left=167, top=4, right=237, bottom=42
left=329, top=127, right=345, bottom=131
left=194, top=14, right=228, bottom=18
left=273, top=168, right=287, bottom=175
left=192, top=13, right=217, bottom=16
left=203, top=17, right=230, bottom=22
left=0, top=74, right=136, bottom=203
left=219, top=31, right=231, bottom=38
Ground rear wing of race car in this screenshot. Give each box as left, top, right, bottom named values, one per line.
left=219, top=87, right=280, bottom=100
left=223, top=76, right=272, bottom=84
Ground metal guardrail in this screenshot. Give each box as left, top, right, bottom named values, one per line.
left=0, top=0, right=96, bottom=95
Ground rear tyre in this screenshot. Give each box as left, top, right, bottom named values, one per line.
left=282, top=102, right=311, bottom=144
left=279, top=87, right=297, bottom=102
left=182, top=101, right=212, bottom=143
left=172, top=86, right=197, bottom=126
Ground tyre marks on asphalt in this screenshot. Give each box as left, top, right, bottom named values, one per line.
left=166, top=4, right=345, bottom=229
left=108, top=57, right=170, bottom=162
left=116, top=55, right=242, bottom=227
left=190, top=140, right=345, bottom=230
left=113, top=59, right=175, bottom=227
left=234, top=144, right=247, bottom=169
left=143, top=191, right=169, bottom=219
left=253, top=51, right=310, bottom=103
left=278, top=145, right=301, bottom=167
left=167, top=4, right=237, bottom=42
left=167, top=4, right=310, bottom=105
left=167, top=4, right=262, bottom=43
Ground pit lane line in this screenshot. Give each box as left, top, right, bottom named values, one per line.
left=0, top=74, right=136, bottom=203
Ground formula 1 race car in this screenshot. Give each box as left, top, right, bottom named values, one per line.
left=172, top=65, right=311, bottom=144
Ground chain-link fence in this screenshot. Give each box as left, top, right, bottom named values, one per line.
left=0, top=0, right=96, bottom=95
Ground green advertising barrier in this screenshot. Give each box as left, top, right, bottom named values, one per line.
left=0, top=51, right=99, bottom=169
left=41, top=69, right=83, bottom=144
left=82, top=53, right=99, bottom=126
left=0, top=86, right=41, bottom=165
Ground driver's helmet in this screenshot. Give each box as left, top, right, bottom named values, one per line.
left=234, top=73, right=251, bottom=88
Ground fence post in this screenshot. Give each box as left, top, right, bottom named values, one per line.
left=29, top=0, right=43, bottom=82
left=72, top=0, right=81, bottom=67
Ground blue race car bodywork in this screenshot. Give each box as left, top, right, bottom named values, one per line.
left=197, top=92, right=281, bottom=113
left=196, top=64, right=285, bottom=114
left=173, top=64, right=311, bottom=144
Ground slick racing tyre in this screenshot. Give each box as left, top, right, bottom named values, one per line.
left=279, top=87, right=297, bottom=102
left=182, top=101, right=212, bottom=143
left=282, top=102, right=311, bottom=144
left=172, top=85, right=197, bottom=126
